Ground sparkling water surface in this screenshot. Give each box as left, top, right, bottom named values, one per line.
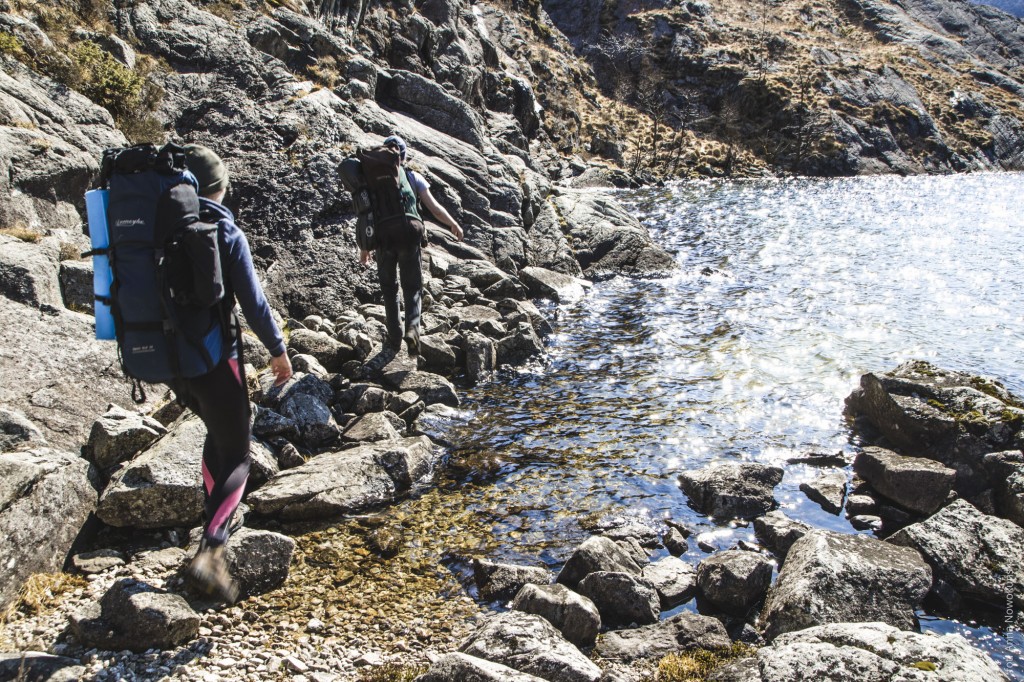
left=435, top=173, right=1024, bottom=677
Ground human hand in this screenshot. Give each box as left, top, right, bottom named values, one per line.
left=450, top=223, right=464, bottom=242
left=270, top=353, right=293, bottom=386
left=359, top=249, right=373, bottom=266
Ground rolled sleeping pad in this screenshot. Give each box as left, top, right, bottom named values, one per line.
left=85, top=189, right=115, bottom=340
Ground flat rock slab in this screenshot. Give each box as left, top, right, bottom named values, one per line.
left=417, top=652, right=547, bottom=682
left=459, top=611, right=602, bottom=682
left=0, top=407, right=45, bottom=451
left=679, top=462, right=784, bottom=519
left=96, top=413, right=206, bottom=529
left=854, top=446, right=955, bottom=515
left=761, top=530, right=932, bottom=641
left=888, top=499, right=1024, bottom=610
left=247, top=437, right=433, bottom=520
left=798, top=470, right=846, bottom=515
left=0, top=448, right=97, bottom=610
left=511, top=583, right=601, bottom=648
left=595, top=612, right=731, bottom=662
left=712, top=622, right=1008, bottom=682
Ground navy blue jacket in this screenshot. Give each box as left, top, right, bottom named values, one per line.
left=200, top=198, right=286, bottom=359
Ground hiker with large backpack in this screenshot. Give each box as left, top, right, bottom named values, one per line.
left=86, top=142, right=291, bottom=602
left=341, top=134, right=463, bottom=354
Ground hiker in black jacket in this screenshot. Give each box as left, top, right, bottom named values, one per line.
left=359, top=135, right=463, bottom=354
left=179, top=144, right=292, bottom=602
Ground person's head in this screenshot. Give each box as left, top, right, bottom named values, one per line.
left=184, top=144, right=229, bottom=201
left=383, top=135, right=408, bottom=163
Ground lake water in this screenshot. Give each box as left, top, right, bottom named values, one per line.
left=433, top=173, right=1024, bottom=678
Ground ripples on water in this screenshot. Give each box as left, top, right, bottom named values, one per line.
left=438, top=173, right=1024, bottom=676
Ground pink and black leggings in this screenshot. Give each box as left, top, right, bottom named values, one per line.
left=175, top=357, right=250, bottom=547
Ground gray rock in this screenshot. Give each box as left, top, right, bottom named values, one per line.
left=888, top=499, right=1024, bottom=611
left=550, top=190, right=677, bottom=278
left=279, top=391, right=340, bottom=447
left=556, top=535, right=644, bottom=588
left=983, top=450, right=1024, bottom=526
left=577, top=571, right=660, bottom=627
left=473, top=558, right=551, bottom=602
left=221, top=528, right=295, bottom=597
left=96, top=413, right=206, bottom=529
left=416, top=653, right=547, bottom=682
left=70, top=578, right=199, bottom=652
left=723, top=622, right=1009, bottom=682
left=854, top=446, right=956, bottom=515
left=845, top=361, right=1024, bottom=497
left=696, top=550, right=774, bottom=615
left=761, top=530, right=932, bottom=640
left=59, top=258, right=94, bottom=313
left=497, top=322, right=545, bottom=366
left=86, top=404, right=167, bottom=469
left=287, top=328, right=355, bottom=373
left=511, top=583, right=601, bottom=649
left=0, top=297, right=135, bottom=451
left=0, top=652, right=85, bottom=682
left=518, top=266, right=587, bottom=303
left=71, top=549, right=126, bottom=575
left=798, top=470, right=847, bottom=515
left=679, top=462, right=784, bottom=519
left=341, top=412, right=401, bottom=443
left=383, top=370, right=460, bottom=407
left=0, top=448, right=97, bottom=610
left=419, top=335, right=458, bottom=373
left=850, top=514, right=884, bottom=531
left=752, top=510, right=811, bottom=562
left=354, top=386, right=392, bottom=414
left=844, top=494, right=878, bottom=516
left=290, top=353, right=329, bottom=378
left=662, top=527, right=689, bottom=556
left=464, top=332, right=497, bottom=384
left=458, top=611, right=602, bottom=682
left=246, top=437, right=434, bottom=520
left=260, top=372, right=334, bottom=412
left=0, top=235, right=60, bottom=309
left=641, top=555, right=697, bottom=608
left=448, top=260, right=509, bottom=289
left=0, top=407, right=45, bottom=452
left=252, top=406, right=300, bottom=441
left=594, top=612, right=731, bottom=662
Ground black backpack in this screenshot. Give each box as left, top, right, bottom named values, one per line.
left=339, top=146, right=424, bottom=251
left=90, top=143, right=228, bottom=402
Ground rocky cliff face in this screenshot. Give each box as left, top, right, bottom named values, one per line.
left=543, top=0, right=1024, bottom=176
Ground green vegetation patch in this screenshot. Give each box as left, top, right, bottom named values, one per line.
left=655, top=643, right=755, bottom=681
left=357, top=663, right=428, bottom=682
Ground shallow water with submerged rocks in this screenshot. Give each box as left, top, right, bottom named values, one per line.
left=411, top=173, right=1024, bottom=677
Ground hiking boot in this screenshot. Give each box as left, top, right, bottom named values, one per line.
left=403, top=328, right=420, bottom=356
left=186, top=542, right=239, bottom=604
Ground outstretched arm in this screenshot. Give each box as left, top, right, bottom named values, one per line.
left=420, top=189, right=464, bottom=241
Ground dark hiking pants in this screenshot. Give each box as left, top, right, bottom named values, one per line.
left=376, top=243, right=422, bottom=343
left=174, top=357, right=251, bottom=547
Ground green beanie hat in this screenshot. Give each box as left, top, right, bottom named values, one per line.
left=183, top=144, right=229, bottom=196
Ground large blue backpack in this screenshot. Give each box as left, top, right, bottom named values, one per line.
left=95, top=143, right=227, bottom=401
